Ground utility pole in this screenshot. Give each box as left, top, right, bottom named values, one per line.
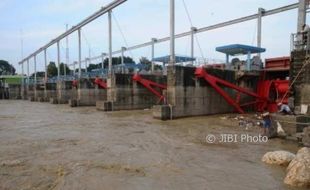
left=108, top=10, right=113, bottom=74
left=170, top=0, right=175, bottom=65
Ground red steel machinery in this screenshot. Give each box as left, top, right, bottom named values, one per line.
left=195, top=67, right=289, bottom=114
left=132, top=73, right=167, bottom=103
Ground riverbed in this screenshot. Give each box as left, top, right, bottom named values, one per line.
left=0, top=100, right=305, bottom=190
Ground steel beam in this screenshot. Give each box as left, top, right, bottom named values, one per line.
left=19, top=0, right=127, bottom=64
left=85, top=3, right=299, bottom=63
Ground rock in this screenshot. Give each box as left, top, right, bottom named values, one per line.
left=284, top=147, right=310, bottom=187
left=262, top=151, right=295, bottom=166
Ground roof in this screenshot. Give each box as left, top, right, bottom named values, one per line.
left=216, top=44, right=266, bottom=56
left=152, top=55, right=196, bottom=63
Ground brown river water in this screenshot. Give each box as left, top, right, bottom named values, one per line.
left=0, top=100, right=306, bottom=190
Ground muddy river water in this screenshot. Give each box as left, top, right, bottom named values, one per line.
left=0, top=100, right=306, bottom=190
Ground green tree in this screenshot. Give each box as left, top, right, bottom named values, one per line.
left=47, top=62, right=57, bottom=77
left=0, top=60, right=15, bottom=75
left=139, top=57, right=152, bottom=71
left=103, top=56, right=135, bottom=68
left=59, top=63, right=71, bottom=75
left=87, top=63, right=101, bottom=71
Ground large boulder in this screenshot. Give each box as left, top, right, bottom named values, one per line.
left=262, top=151, right=295, bottom=166
left=284, top=147, right=310, bottom=187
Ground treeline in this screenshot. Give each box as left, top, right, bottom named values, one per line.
left=0, top=56, right=163, bottom=78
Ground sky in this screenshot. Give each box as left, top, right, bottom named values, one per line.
left=0, top=0, right=307, bottom=74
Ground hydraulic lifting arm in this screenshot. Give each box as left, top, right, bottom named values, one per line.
left=94, top=77, right=107, bottom=89
left=132, top=73, right=167, bottom=103
left=195, top=67, right=266, bottom=114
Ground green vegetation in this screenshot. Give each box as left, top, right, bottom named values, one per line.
left=0, top=60, right=16, bottom=75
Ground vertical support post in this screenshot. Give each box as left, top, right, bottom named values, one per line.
left=151, top=38, right=157, bottom=72
left=34, top=55, right=37, bottom=86
left=57, top=41, right=60, bottom=80
left=226, top=54, right=230, bottom=69
left=44, top=49, right=48, bottom=82
left=101, top=53, right=106, bottom=70
left=65, top=24, right=69, bottom=78
left=121, top=47, right=125, bottom=65
left=247, top=51, right=251, bottom=71
left=169, top=0, right=175, bottom=65
left=21, top=62, right=24, bottom=98
left=85, top=58, right=88, bottom=73
left=101, top=53, right=106, bottom=77
left=121, top=47, right=126, bottom=73
left=297, top=0, right=308, bottom=33
left=190, top=27, right=197, bottom=64
left=257, top=8, right=264, bottom=58
left=34, top=55, right=37, bottom=99
left=108, top=10, right=113, bottom=74
left=78, top=28, right=82, bottom=78
left=44, top=49, right=47, bottom=97
left=73, top=61, right=76, bottom=76
left=27, top=59, right=29, bottom=91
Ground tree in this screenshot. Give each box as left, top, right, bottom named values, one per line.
left=59, top=63, right=71, bottom=75
left=139, top=57, right=152, bottom=71
left=0, top=60, right=15, bottom=75
left=103, top=56, right=135, bottom=68
left=47, top=62, right=57, bottom=77
left=87, top=63, right=101, bottom=71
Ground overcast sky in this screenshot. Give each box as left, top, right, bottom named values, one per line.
left=0, top=0, right=307, bottom=74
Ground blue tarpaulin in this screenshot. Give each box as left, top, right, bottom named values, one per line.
left=216, top=44, right=266, bottom=56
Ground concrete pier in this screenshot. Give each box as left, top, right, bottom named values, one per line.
left=153, top=66, right=258, bottom=120
left=44, top=83, right=57, bottom=102
left=50, top=81, right=72, bottom=104
left=290, top=50, right=310, bottom=113
left=97, top=73, right=166, bottom=111
left=69, top=79, right=106, bottom=107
